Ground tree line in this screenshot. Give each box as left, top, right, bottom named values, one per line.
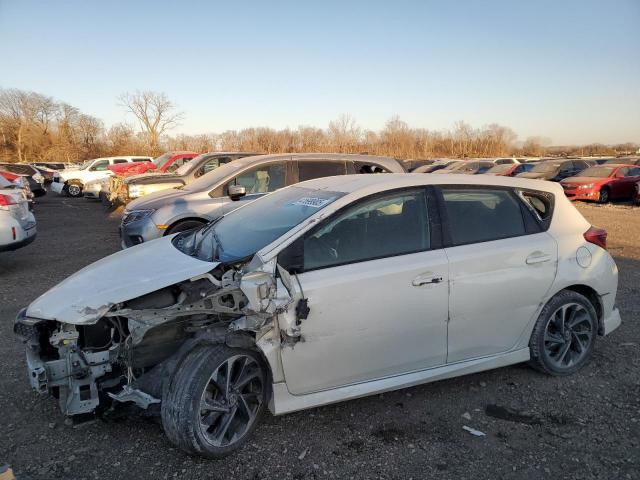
left=0, top=88, right=636, bottom=164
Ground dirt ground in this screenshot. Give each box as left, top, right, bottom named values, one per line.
left=1, top=195, right=638, bottom=480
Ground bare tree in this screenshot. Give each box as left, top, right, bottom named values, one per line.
left=328, top=114, right=361, bottom=153
left=118, top=91, right=183, bottom=155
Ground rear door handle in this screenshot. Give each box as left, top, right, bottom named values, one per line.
left=412, top=276, right=444, bottom=287
left=526, top=253, right=551, bottom=265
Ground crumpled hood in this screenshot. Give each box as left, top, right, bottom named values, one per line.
left=27, top=236, right=218, bottom=325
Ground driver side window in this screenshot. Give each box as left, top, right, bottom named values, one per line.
left=303, top=190, right=430, bottom=271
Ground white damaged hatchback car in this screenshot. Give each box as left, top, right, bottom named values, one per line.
left=14, top=174, right=621, bottom=458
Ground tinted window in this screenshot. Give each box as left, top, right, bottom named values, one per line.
left=132, top=158, right=150, bottom=162
left=304, top=190, right=430, bottom=270
left=90, top=160, right=109, bottom=171
left=299, top=161, right=347, bottom=182
left=626, top=167, right=640, bottom=177
left=113, top=159, right=128, bottom=164
left=227, top=163, right=286, bottom=194
left=442, top=188, right=526, bottom=245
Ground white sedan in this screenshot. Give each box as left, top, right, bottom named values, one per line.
left=0, top=175, right=36, bottom=251
left=15, top=174, right=620, bottom=458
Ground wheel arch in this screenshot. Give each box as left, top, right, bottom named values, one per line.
left=163, top=216, right=209, bottom=236
left=555, top=284, right=604, bottom=335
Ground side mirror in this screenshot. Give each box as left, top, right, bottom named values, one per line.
left=228, top=185, right=247, bottom=201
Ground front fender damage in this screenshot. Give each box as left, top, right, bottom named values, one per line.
left=16, top=255, right=304, bottom=416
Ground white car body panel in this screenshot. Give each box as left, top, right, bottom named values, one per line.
left=445, top=232, right=558, bottom=362
left=0, top=186, right=36, bottom=250
left=26, top=236, right=217, bottom=324
left=280, top=249, right=449, bottom=395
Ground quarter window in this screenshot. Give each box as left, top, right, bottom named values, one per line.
left=303, top=191, right=430, bottom=270
left=442, top=188, right=526, bottom=245
left=298, top=161, right=347, bottom=182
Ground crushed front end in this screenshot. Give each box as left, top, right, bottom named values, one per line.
left=14, top=258, right=297, bottom=418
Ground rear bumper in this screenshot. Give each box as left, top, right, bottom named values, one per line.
left=602, top=307, right=621, bottom=335
left=0, top=230, right=36, bottom=252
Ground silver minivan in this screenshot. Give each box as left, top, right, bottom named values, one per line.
left=120, top=153, right=406, bottom=248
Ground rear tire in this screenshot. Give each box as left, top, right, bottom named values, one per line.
left=529, top=290, right=597, bottom=376
left=598, top=187, right=610, bottom=204
left=161, top=345, right=267, bottom=458
left=166, top=219, right=206, bottom=235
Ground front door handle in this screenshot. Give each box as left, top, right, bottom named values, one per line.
left=412, top=276, right=444, bottom=287
left=526, top=253, right=551, bottom=265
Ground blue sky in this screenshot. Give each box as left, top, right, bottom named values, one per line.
left=1, top=0, right=638, bottom=145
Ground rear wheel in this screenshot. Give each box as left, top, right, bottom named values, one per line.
left=66, top=182, right=83, bottom=197
left=161, top=345, right=267, bottom=458
left=598, top=187, right=610, bottom=204
left=529, top=290, right=597, bottom=376
left=166, top=219, right=206, bottom=235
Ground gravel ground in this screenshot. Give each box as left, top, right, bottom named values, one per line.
left=1, top=194, right=638, bottom=480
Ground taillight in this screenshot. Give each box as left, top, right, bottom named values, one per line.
left=584, top=226, right=607, bottom=250
left=0, top=193, right=17, bottom=206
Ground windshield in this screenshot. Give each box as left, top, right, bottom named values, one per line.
left=173, top=186, right=346, bottom=262
left=531, top=162, right=561, bottom=173
left=153, top=153, right=173, bottom=168
left=441, top=161, right=463, bottom=171
left=486, top=164, right=511, bottom=174
left=579, top=166, right=615, bottom=178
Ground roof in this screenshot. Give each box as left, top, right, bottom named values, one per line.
left=293, top=172, right=564, bottom=196
left=222, top=153, right=405, bottom=173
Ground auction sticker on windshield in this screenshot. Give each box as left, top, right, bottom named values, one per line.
left=292, top=197, right=333, bottom=208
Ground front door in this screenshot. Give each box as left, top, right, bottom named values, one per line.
left=279, top=189, right=449, bottom=395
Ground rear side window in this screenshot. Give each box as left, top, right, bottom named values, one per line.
left=355, top=162, right=391, bottom=173
left=441, top=188, right=526, bottom=245
left=113, top=159, right=128, bottom=164
left=627, top=167, right=640, bottom=177
left=298, top=161, right=347, bottom=182
left=519, top=190, right=554, bottom=228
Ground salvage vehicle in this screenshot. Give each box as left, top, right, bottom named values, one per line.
left=413, top=159, right=464, bottom=173
left=432, top=160, right=495, bottom=175
left=560, top=164, right=640, bottom=203
left=484, top=163, right=535, bottom=177
left=105, top=152, right=199, bottom=202
left=120, top=153, right=405, bottom=247
left=0, top=163, right=46, bottom=197
left=114, top=152, right=256, bottom=205
left=0, top=175, right=36, bottom=251
left=15, top=174, right=620, bottom=458
left=517, top=159, right=592, bottom=181
left=52, top=156, right=153, bottom=197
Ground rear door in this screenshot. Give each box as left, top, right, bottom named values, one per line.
left=438, top=186, right=558, bottom=363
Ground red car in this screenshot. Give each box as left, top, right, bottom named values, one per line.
left=108, top=151, right=199, bottom=177
left=560, top=164, right=640, bottom=203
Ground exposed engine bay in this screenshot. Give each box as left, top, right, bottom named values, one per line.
left=14, top=257, right=304, bottom=416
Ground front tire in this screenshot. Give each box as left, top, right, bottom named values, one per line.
left=66, top=182, right=83, bottom=197
left=529, top=290, right=597, bottom=376
left=598, top=187, right=610, bottom=204
left=161, top=345, right=267, bottom=458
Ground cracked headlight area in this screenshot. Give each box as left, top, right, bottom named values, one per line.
left=122, top=209, right=156, bottom=225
